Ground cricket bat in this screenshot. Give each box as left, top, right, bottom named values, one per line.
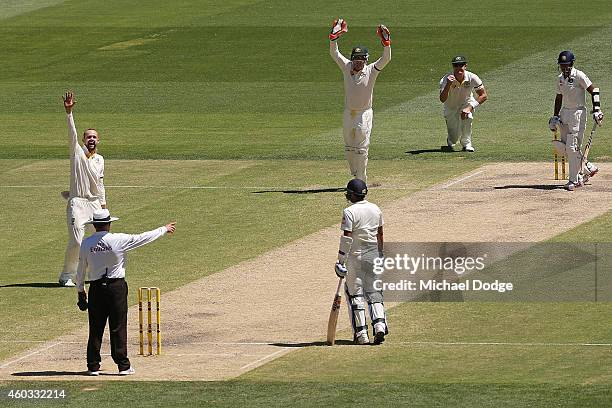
left=326, top=277, right=344, bottom=346
left=580, top=122, right=598, bottom=174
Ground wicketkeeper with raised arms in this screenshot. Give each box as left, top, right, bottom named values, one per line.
left=329, top=18, right=391, bottom=183
left=335, top=179, right=387, bottom=345
left=58, top=92, right=107, bottom=287
left=549, top=50, right=603, bottom=191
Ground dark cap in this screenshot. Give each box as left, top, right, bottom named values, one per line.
left=346, top=178, right=368, bottom=197
left=351, top=46, right=369, bottom=60
left=451, top=55, right=468, bottom=65
left=558, top=50, right=575, bottom=65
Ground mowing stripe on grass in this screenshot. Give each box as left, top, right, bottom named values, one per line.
left=0, top=0, right=64, bottom=20
left=0, top=184, right=423, bottom=191
left=386, top=341, right=612, bottom=347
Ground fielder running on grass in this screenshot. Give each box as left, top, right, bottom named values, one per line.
left=334, top=179, right=388, bottom=345
left=439, top=55, right=488, bottom=152
left=549, top=50, right=604, bottom=191
left=329, top=18, right=391, bottom=183
left=58, top=92, right=107, bottom=287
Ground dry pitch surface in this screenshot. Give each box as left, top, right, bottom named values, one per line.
left=1, top=162, right=611, bottom=381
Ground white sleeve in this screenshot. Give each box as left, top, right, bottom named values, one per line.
left=373, top=45, right=391, bottom=71
left=76, top=245, right=88, bottom=291
left=439, top=75, right=448, bottom=91
left=578, top=71, right=592, bottom=90
left=67, top=113, right=84, bottom=158
left=114, top=227, right=167, bottom=252
left=330, top=41, right=350, bottom=69
left=98, top=157, right=106, bottom=206
left=379, top=210, right=384, bottom=227
left=471, top=73, right=483, bottom=89
left=556, top=76, right=562, bottom=94
left=341, top=209, right=353, bottom=232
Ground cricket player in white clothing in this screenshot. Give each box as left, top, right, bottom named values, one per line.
left=329, top=18, right=391, bottom=183
left=58, top=92, right=107, bottom=287
left=548, top=50, right=604, bottom=191
left=334, top=179, right=387, bottom=345
left=439, top=55, right=488, bottom=152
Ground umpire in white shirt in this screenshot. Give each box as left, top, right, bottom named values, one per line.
left=76, top=209, right=176, bottom=376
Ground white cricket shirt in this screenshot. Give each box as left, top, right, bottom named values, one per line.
left=76, top=227, right=167, bottom=291
left=439, top=70, right=483, bottom=114
left=68, top=113, right=106, bottom=205
left=557, top=67, right=592, bottom=109
left=330, top=42, right=391, bottom=111
left=341, top=200, right=384, bottom=251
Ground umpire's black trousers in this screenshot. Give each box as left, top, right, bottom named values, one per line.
left=87, top=278, right=130, bottom=372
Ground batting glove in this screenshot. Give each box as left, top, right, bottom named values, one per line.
left=329, top=18, right=347, bottom=41
left=593, top=110, right=604, bottom=126
left=334, top=261, right=348, bottom=278
left=548, top=115, right=561, bottom=131
left=377, top=24, right=391, bottom=46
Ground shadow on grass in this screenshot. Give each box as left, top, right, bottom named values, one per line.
left=253, top=188, right=344, bottom=194
left=270, top=340, right=356, bottom=347
left=494, top=184, right=566, bottom=190
left=0, top=282, right=63, bottom=288
left=407, top=146, right=456, bottom=155
left=12, top=370, right=94, bottom=377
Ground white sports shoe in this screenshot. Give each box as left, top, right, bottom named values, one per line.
left=59, top=278, right=76, bottom=287
left=564, top=181, right=583, bottom=191
left=355, top=332, right=370, bottom=345
left=87, top=370, right=100, bottom=376
left=583, top=167, right=599, bottom=182
left=462, top=144, right=475, bottom=152
left=118, top=366, right=135, bottom=376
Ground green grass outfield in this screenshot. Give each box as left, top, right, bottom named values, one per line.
left=1, top=0, right=611, bottom=406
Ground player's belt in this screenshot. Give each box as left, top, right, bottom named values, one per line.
left=91, top=277, right=125, bottom=286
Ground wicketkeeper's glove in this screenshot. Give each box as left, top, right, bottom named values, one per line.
left=377, top=24, right=391, bottom=46
left=334, top=261, right=348, bottom=278
left=548, top=115, right=561, bottom=131
left=593, top=110, right=604, bottom=126
left=77, top=291, right=88, bottom=311
left=329, top=18, right=347, bottom=41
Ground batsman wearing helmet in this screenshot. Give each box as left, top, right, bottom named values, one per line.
left=549, top=50, right=604, bottom=191
left=334, top=179, right=387, bottom=345
left=329, top=18, right=391, bottom=183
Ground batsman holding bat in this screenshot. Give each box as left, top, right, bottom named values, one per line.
left=549, top=50, right=603, bottom=191
left=329, top=18, right=391, bottom=183
left=333, top=179, right=387, bottom=345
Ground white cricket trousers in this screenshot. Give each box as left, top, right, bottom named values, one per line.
left=343, top=108, right=372, bottom=183
left=559, top=107, right=587, bottom=184
left=344, top=246, right=387, bottom=336
left=445, top=110, right=473, bottom=147
left=59, top=197, right=101, bottom=282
